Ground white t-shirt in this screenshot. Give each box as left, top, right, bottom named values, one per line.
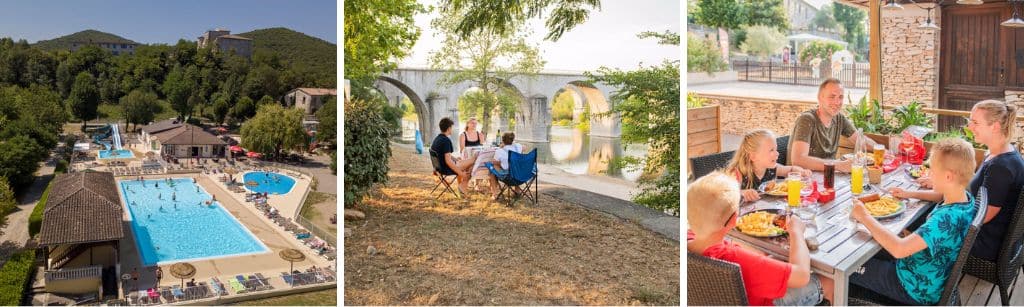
left=493, top=143, right=523, bottom=170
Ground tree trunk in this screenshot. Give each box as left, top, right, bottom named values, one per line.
left=718, top=27, right=731, bottom=62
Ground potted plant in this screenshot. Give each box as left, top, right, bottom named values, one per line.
left=841, top=96, right=895, bottom=153
left=923, top=124, right=987, bottom=167
left=687, top=92, right=721, bottom=158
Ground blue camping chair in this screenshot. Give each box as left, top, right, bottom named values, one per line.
left=429, top=148, right=460, bottom=199
left=486, top=148, right=538, bottom=206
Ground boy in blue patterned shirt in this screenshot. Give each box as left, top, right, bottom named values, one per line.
left=849, top=138, right=979, bottom=305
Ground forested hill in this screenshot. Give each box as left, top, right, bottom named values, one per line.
left=33, top=29, right=138, bottom=51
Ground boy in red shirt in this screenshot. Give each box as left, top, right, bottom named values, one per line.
left=687, top=171, right=834, bottom=305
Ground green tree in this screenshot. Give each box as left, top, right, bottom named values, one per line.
left=811, top=3, right=837, bottom=31
left=798, top=41, right=843, bottom=63
left=240, top=104, right=307, bottom=158
left=587, top=33, right=680, bottom=215
left=343, top=0, right=424, bottom=94
left=316, top=96, right=337, bottom=146
left=231, top=96, right=257, bottom=123
left=687, top=33, right=728, bottom=74
left=162, top=65, right=194, bottom=119
left=0, top=135, right=46, bottom=189
left=121, top=89, right=161, bottom=131
left=430, top=7, right=544, bottom=134
left=440, top=0, right=600, bottom=41
left=551, top=90, right=575, bottom=122
left=693, top=0, right=746, bottom=61
left=187, top=92, right=206, bottom=119
left=344, top=99, right=391, bottom=208
left=0, top=176, right=14, bottom=218
left=740, top=25, right=787, bottom=59
left=211, top=92, right=231, bottom=125
left=67, top=71, right=100, bottom=129
left=257, top=95, right=276, bottom=106
left=743, top=0, right=789, bottom=31
left=833, top=3, right=866, bottom=52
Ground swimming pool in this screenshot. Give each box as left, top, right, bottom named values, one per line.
left=99, top=149, right=135, bottom=159
left=242, top=172, right=297, bottom=195
left=120, top=178, right=268, bottom=265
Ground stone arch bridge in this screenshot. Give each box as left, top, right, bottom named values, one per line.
left=376, top=67, right=621, bottom=145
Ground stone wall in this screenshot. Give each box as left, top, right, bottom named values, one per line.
left=881, top=7, right=941, bottom=106
left=697, top=94, right=816, bottom=137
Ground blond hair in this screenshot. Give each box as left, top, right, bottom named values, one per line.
left=929, top=138, right=977, bottom=187
left=973, top=100, right=1018, bottom=141
left=726, top=129, right=776, bottom=188
left=688, top=171, right=741, bottom=239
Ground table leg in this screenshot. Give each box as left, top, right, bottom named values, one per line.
left=833, top=272, right=848, bottom=306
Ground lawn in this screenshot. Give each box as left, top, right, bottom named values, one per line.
left=95, top=100, right=179, bottom=124
left=231, top=289, right=337, bottom=306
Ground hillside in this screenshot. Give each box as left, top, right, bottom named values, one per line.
left=238, top=27, right=336, bottom=81
left=33, top=29, right=138, bottom=51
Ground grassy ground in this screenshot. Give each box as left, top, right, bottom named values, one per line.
left=95, top=100, right=179, bottom=124
left=300, top=191, right=337, bottom=236
left=231, top=289, right=337, bottom=306
left=344, top=144, right=680, bottom=305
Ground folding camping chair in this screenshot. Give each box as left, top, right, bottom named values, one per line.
left=429, top=148, right=459, bottom=199
left=486, top=148, right=538, bottom=206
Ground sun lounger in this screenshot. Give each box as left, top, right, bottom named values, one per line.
left=281, top=272, right=296, bottom=286
left=209, top=278, right=226, bottom=296
left=227, top=278, right=247, bottom=293
left=147, top=288, right=160, bottom=303
left=172, top=285, right=185, bottom=300
left=254, top=273, right=273, bottom=290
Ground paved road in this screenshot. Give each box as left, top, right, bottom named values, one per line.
left=293, top=153, right=337, bottom=194
left=0, top=153, right=56, bottom=266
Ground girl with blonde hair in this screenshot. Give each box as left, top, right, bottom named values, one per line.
left=726, top=129, right=811, bottom=202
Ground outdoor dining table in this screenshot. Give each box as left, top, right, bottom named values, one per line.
left=726, top=162, right=934, bottom=306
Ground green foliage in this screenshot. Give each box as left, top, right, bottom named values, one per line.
left=687, top=33, right=728, bottom=74
left=400, top=97, right=418, bottom=121
left=121, top=89, right=161, bottom=130
left=588, top=57, right=680, bottom=215
left=231, top=96, right=257, bottom=123
left=811, top=3, right=837, bottom=31
left=162, top=65, right=194, bottom=119
left=845, top=95, right=895, bottom=134
left=329, top=151, right=337, bottom=175
left=743, top=0, right=789, bottom=31
left=740, top=25, right=786, bottom=59
left=833, top=3, right=867, bottom=53
left=638, top=31, right=681, bottom=45
left=257, top=95, right=276, bottom=106
left=67, top=71, right=100, bottom=126
left=925, top=126, right=985, bottom=150
left=430, top=5, right=544, bottom=135
left=0, top=177, right=15, bottom=220
left=32, top=29, right=136, bottom=51
left=238, top=28, right=337, bottom=88
left=0, top=249, right=35, bottom=306
left=0, top=136, right=46, bottom=189
left=551, top=91, right=575, bottom=121
left=798, top=41, right=843, bottom=64
left=316, top=96, right=337, bottom=145
left=344, top=99, right=392, bottom=208
left=29, top=180, right=52, bottom=237
left=381, top=103, right=404, bottom=136
left=890, top=100, right=932, bottom=133
left=440, top=0, right=600, bottom=42
left=687, top=92, right=708, bottom=109
left=240, top=104, right=308, bottom=158
left=211, top=92, right=231, bottom=125
left=575, top=103, right=591, bottom=133
left=344, top=0, right=424, bottom=89
left=693, top=0, right=745, bottom=30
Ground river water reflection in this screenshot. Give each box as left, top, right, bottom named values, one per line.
left=526, top=125, right=648, bottom=182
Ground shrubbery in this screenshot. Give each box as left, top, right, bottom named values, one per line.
left=28, top=180, right=53, bottom=237
left=0, top=249, right=36, bottom=306
left=798, top=41, right=844, bottom=64
left=344, top=99, right=392, bottom=208
left=687, top=33, right=728, bottom=74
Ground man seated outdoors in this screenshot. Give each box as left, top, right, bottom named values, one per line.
left=487, top=132, right=523, bottom=200
left=789, top=78, right=877, bottom=173
left=431, top=117, right=477, bottom=195
left=687, top=171, right=834, bottom=306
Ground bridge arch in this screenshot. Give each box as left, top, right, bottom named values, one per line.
left=376, top=75, right=432, bottom=144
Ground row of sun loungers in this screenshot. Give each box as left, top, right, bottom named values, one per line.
left=110, top=166, right=166, bottom=176
left=280, top=268, right=336, bottom=287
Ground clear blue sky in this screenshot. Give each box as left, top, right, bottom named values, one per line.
left=0, top=0, right=337, bottom=44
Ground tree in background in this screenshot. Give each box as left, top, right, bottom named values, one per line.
left=0, top=176, right=14, bottom=217
left=440, top=0, right=600, bottom=42
left=343, top=0, right=424, bottom=95
left=240, top=104, right=307, bottom=158
left=743, top=0, right=790, bottom=32
left=231, top=96, right=257, bottom=123
left=257, top=95, right=276, bottom=106
left=798, top=41, right=844, bottom=63
left=430, top=6, right=544, bottom=135
left=687, top=33, right=728, bottom=74
left=0, top=136, right=46, bottom=189
left=67, top=71, right=99, bottom=129
left=121, top=89, right=161, bottom=131
left=550, top=90, right=575, bottom=125
left=211, top=92, right=231, bottom=125
left=740, top=25, right=787, bottom=60
left=833, top=3, right=867, bottom=56
left=811, top=3, right=838, bottom=31
left=587, top=32, right=680, bottom=215
left=693, top=0, right=745, bottom=61
left=316, top=96, right=337, bottom=147
left=162, top=64, right=194, bottom=119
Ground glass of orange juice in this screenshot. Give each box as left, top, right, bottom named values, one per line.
left=873, top=144, right=886, bottom=167
left=851, top=160, right=865, bottom=194
left=787, top=172, right=802, bottom=207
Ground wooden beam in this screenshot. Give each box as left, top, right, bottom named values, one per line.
left=870, top=0, right=882, bottom=102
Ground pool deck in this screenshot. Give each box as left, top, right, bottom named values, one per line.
left=230, top=171, right=310, bottom=219
left=115, top=172, right=329, bottom=298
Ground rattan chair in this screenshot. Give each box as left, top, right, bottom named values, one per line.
left=689, top=150, right=735, bottom=180
left=849, top=188, right=989, bottom=306
left=776, top=135, right=791, bottom=166
left=687, top=252, right=747, bottom=305
left=963, top=189, right=1024, bottom=305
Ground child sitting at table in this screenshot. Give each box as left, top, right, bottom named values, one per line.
left=849, top=138, right=978, bottom=305
left=487, top=132, right=523, bottom=200
left=726, top=129, right=811, bottom=202
left=688, top=171, right=833, bottom=306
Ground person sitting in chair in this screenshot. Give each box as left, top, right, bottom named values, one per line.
left=431, top=117, right=477, bottom=195
left=488, top=132, right=523, bottom=200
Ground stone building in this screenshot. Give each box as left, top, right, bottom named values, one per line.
left=197, top=28, right=253, bottom=58
left=70, top=41, right=137, bottom=56
left=285, top=88, right=337, bottom=116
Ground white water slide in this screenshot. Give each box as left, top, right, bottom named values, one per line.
left=111, top=123, right=123, bottom=150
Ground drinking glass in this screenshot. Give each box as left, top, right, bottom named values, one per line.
left=851, top=160, right=865, bottom=194
left=873, top=144, right=886, bottom=167
left=787, top=172, right=802, bottom=207
left=823, top=161, right=836, bottom=189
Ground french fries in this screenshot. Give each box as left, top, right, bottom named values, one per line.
left=737, top=211, right=786, bottom=236
left=864, top=196, right=902, bottom=217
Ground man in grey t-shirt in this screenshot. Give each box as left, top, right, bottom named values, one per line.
left=789, top=78, right=876, bottom=172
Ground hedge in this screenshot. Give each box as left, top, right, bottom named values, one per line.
left=28, top=181, right=53, bottom=237
left=0, top=249, right=35, bottom=306
left=54, top=159, right=68, bottom=174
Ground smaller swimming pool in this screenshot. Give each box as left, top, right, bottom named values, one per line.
left=99, top=149, right=135, bottom=159
left=242, top=171, right=297, bottom=195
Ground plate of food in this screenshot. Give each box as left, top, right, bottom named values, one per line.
left=907, top=165, right=930, bottom=179
left=736, top=209, right=788, bottom=238
left=858, top=194, right=906, bottom=219
left=758, top=180, right=789, bottom=196
left=842, top=152, right=871, bottom=161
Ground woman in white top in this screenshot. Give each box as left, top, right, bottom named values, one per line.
left=488, top=132, right=522, bottom=200
left=459, top=118, right=486, bottom=153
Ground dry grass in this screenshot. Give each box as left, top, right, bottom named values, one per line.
left=344, top=144, right=679, bottom=306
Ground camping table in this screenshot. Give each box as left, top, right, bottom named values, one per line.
left=463, top=146, right=497, bottom=184
left=727, top=163, right=933, bottom=306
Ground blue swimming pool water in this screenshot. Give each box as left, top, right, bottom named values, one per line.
left=242, top=172, right=296, bottom=195
left=99, top=149, right=135, bottom=159
left=121, top=178, right=268, bottom=265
